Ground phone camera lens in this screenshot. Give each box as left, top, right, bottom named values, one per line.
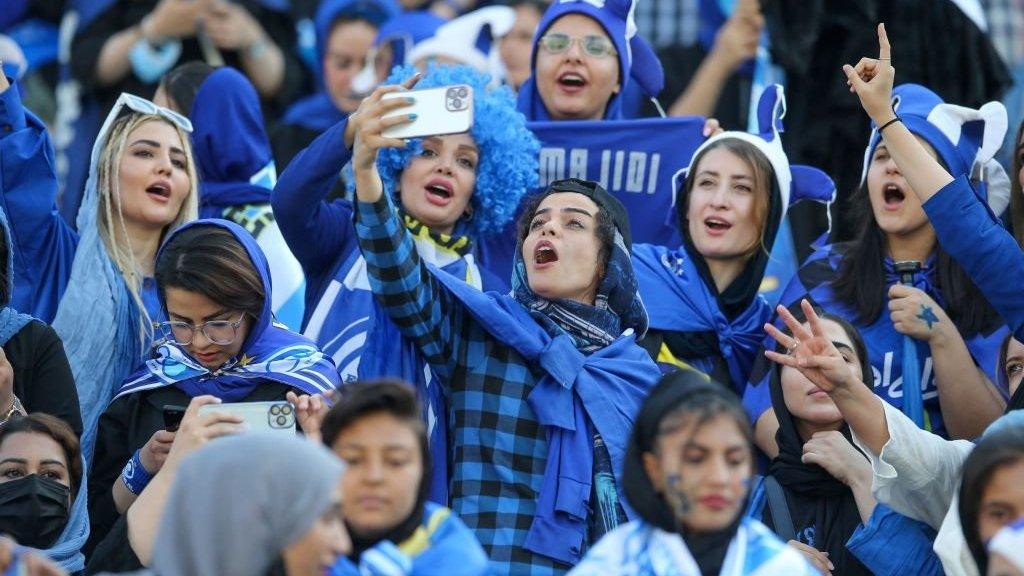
left=270, top=405, right=281, bottom=415
left=276, top=415, right=287, bottom=426
left=281, top=405, right=293, bottom=415
left=452, top=98, right=462, bottom=109
left=457, top=87, right=468, bottom=98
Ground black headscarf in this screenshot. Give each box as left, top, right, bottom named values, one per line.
left=622, top=370, right=751, bottom=575
left=764, top=330, right=873, bottom=576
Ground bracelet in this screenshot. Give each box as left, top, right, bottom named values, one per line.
left=878, top=116, right=902, bottom=133
left=0, top=395, right=23, bottom=427
left=121, top=449, right=154, bottom=495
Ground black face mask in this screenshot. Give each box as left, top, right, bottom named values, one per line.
left=0, top=474, right=71, bottom=549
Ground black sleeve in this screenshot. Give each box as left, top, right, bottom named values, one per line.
left=84, top=394, right=137, bottom=558
left=85, top=515, right=143, bottom=574
left=69, top=2, right=149, bottom=92
left=7, top=321, right=83, bottom=436
left=240, top=1, right=312, bottom=111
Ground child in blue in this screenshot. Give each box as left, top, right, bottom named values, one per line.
left=308, top=380, right=488, bottom=576
left=633, top=85, right=834, bottom=391
left=0, top=71, right=199, bottom=459
left=743, top=81, right=1011, bottom=448
left=748, top=305, right=941, bottom=575
left=570, top=371, right=816, bottom=576
left=155, top=64, right=307, bottom=330
left=271, top=64, right=538, bottom=505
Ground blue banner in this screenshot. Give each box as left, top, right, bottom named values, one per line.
left=478, top=116, right=707, bottom=280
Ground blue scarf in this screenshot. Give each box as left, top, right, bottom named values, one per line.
left=114, top=220, right=339, bottom=402
left=0, top=210, right=31, bottom=346
left=304, top=214, right=484, bottom=505
left=52, top=100, right=161, bottom=463
left=189, top=68, right=276, bottom=218
left=633, top=243, right=772, bottom=390
left=429, top=226, right=658, bottom=564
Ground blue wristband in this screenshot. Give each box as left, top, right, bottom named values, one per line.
left=121, top=449, right=154, bottom=495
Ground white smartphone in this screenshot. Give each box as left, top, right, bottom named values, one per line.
left=381, top=85, right=474, bottom=140
left=197, top=401, right=296, bottom=435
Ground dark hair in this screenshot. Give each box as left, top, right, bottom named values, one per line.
left=678, top=138, right=775, bottom=260
left=623, top=370, right=753, bottom=531
left=155, top=225, right=265, bottom=320
left=320, top=380, right=431, bottom=509
left=159, top=61, right=216, bottom=115
left=958, top=420, right=1024, bottom=574
left=831, top=179, right=1001, bottom=338
left=1010, top=120, right=1024, bottom=247
left=502, top=0, right=548, bottom=12
left=0, top=413, right=83, bottom=495
left=516, top=191, right=617, bottom=273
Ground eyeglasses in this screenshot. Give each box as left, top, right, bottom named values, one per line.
left=155, top=314, right=246, bottom=346
left=538, top=33, right=617, bottom=58
left=113, top=92, right=193, bottom=133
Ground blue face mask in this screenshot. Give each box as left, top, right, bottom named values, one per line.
left=129, top=39, right=183, bottom=84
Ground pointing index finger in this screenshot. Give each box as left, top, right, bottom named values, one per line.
left=877, top=23, right=891, bottom=61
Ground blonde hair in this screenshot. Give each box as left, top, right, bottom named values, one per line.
left=95, top=113, right=199, bottom=345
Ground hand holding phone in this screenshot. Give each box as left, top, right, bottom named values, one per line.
left=197, top=401, right=296, bottom=434
left=381, top=85, right=473, bottom=140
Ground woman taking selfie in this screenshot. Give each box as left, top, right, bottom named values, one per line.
left=1, top=71, right=199, bottom=455
left=297, top=380, right=488, bottom=575
left=86, top=220, right=339, bottom=562
left=569, top=370, right=815, bottom=575
left=633, top=85, right=834, bottom=390
left=349, top=71, right=661, bottom=570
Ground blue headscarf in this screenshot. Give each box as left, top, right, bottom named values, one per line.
left=51, top=96, right=196, bottom=462
left=282, top=0, right=401, bottom=133
left=0, top=207, right=31, bottom=346
left=189, top=68, right=277, bottom=218
left=113, top=219, right=339, bottom=402
left=516, top=0, right=664, bottom=121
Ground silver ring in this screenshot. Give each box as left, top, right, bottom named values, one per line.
left=786, top=340, right=801, bottom=355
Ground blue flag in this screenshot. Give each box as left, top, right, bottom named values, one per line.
left=478, top=116, right=707, bottom=280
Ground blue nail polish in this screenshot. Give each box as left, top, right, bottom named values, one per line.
left=407, top=97, right=416, bottom=104
left=409, top=113, right=418, bottom=120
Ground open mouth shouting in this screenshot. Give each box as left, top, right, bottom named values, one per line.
left=703, top=216, right=733, bottom=236
left=556, top=71, right=587, bottom=94
left=882, top=182, right=906, bottom=210
left=533, top=240, right=559, bottom=268
left=424, top=178, right=454, bottom=207
left=146, top=180, right=172, bottom=203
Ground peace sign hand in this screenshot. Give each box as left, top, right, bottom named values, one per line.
left=842, top=23, right=896, bottom=126
left=763, top=299, right=860, bottom=395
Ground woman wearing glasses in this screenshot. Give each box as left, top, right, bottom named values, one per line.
left=0, top=70, right=199, bottom=461
left=85, top=219, right=339, bottom=570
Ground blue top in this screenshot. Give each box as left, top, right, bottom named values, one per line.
left=747, top=477, right=943, bottom=576
left=923, top=175, right=1024, bottom=343
left=352, top=191, right=660, bottom=574
left=742, top=240, right=1007, bottom=438
left=330, top=503, right=488, bottom=576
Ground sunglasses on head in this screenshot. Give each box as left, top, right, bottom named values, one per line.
left=113, top=92, right=193, bottom=133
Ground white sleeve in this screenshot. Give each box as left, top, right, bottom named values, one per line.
left=851, top=398, right=973, bottom=529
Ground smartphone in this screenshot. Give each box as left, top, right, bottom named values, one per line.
left=197, top=401, right=296, bottom=434
left=162, top=405, right=188, bottom=432
left=381, top=85, right=473, bottom=140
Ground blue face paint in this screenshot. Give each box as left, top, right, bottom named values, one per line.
left=665, top=473, right=692, bottom=521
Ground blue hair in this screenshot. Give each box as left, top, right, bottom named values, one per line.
left=377, top=63, right=539, bottom=237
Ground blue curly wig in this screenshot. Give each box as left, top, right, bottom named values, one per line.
left=376, top=63, right=539, bottom=237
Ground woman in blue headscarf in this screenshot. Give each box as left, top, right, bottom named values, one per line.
left=0, top=69, right=199, bottom=462
left=743, top=80, right=1012, bottom=451
left=84, top=220, right=340, bottom=568
left=272, top=0, right=401, bottom=178
left=633, top=85, right=834, bottom=393
left=272, top=63, right=537, bottom=506
left=154, top=63, right=306, bottom=330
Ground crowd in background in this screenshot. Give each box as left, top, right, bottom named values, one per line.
left=1, top=0, right=1024, bottom=575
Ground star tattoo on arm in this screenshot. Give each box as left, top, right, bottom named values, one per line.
left=917, top=305, right=940, bottom=330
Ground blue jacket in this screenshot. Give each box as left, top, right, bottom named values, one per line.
left=330, top=503, right=488, bottom=576
left=923, top=175, right=1024, bottom=343
left=747, top=477, right=944, bottom=576
left=0, top=80, right=161, bottom=323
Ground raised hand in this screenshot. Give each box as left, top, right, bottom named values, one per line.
left=348, top=74, right=421, bottom=172
left=162, top=395, right=244, bottom=471
left=763, top=299, right=860, bottom=394
left=287, top=390, right=335, bottom=445
left=842, top=23, right=896, bottom=125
